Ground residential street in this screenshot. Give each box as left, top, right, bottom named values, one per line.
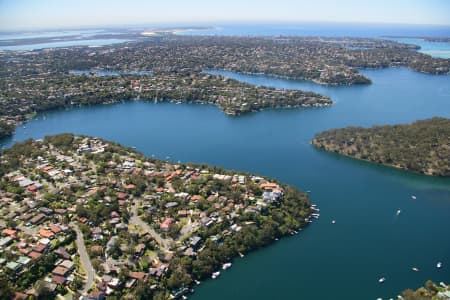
left=72, top=223, right=96, bottom=295
left=130, top=200, right=171, bottom=250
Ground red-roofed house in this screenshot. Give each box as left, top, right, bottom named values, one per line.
left=52, top=266, right=69, bottom=277
left=129, top=271, right=148, bottom=281
left=32, top=243, right=48, bottom=253
left=124, top=184, right=136, bottom=190
left=38, top=228, right=55, bottom=239
left=2, top=228, right=17, bottom=238
left=27, top=184, right=39, bottom=192
left=28, top=251, right=42, bottom=260
left=49, top=225, right=62, bottom=234
left=52, top=275, right=66, bottom=285
left=117, top=192, right=128, bottom=200
left=19, top=248, right=31, bottom=256
left=160, top=218, right=174, bottom=231
left=42, top=166, right=54, bottom=172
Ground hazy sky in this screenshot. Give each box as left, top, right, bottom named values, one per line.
left=1, top=0, right=450, bottom=30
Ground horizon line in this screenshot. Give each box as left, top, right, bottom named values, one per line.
left=2, top=20, right=450, bottom=33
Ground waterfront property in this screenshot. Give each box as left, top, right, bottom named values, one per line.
left=0, top=134, right=311, bottom=299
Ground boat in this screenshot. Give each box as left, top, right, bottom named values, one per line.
left=194, top=280, right=201, bottom=285
left=378, top=277, right=386, bottom=283
left=331, top=220, right=336, bottom=224
left=396, top=209, right=401, bottom=216
left=411, top=195, right=417, bottom=200
left=211, top=271, right=220, bottom=279
left=412, top=267, right=419, bottom=272
left=222, top=263, right=232, bottom=270
left=239, top=252, right=244, bottom=258
left=437, top=262, right=442, bottom=268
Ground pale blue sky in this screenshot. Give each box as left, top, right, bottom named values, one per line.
left=1, top=0, right=449, bottom=30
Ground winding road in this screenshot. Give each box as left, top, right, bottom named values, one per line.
left=130, top=200, right=171, bottom=250
left=72, top=223, right=96, bottom=295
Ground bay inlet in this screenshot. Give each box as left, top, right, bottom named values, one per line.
left=1, top=67, right=450, bottom=299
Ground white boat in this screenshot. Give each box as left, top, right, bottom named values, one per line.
left=331, top=220, right=336, bottom=224
left=194, top=280, right=201, bottom=285
left=411, top=195, right=417, bottom=200
left=378, top=277, right=386, bottom=283
left=437, top=262, right=442, bottom=268
left=396, top=209, right=401, bottom=216
left=412, top=267, right=419, bottom=272
left=239, top=252, right=244, bottom=258
left=222, top=263, right=232, bottom=270
left=211, top=271, right=220, bottom=279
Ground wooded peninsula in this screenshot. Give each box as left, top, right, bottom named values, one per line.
left=311, top=118, right=450, bottom=177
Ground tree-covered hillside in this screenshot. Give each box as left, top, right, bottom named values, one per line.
left=312, top=118, right=450, bottom=176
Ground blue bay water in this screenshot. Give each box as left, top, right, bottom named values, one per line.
left=181, top=23, right=450, bottom=59
left=180, top=22, right=450, bottom=38
left=1, top=67, right=450, bottom=299
left=69, top=70, right=153, bottom=76
left=386, top=37, right=450, bottom=59
left=2, top=22, right=450, bottom=56
left=0, top=29, right=106, bottom=41
left=0, top=38, right=130, bottom=51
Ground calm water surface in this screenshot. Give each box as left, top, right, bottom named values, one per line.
left=0, top=38, right=130, bottom=51
left=1, top=68, right=450, bottom=299
left=180, top=23, right=450, bottom=38
left=387, top=37, right=450, bottom=58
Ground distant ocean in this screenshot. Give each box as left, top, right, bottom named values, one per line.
left=1, top=23, right=450, bottom=56
left=179, top=23, right=450, bottom=58
left=179, top=22, right=450, bottom=38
